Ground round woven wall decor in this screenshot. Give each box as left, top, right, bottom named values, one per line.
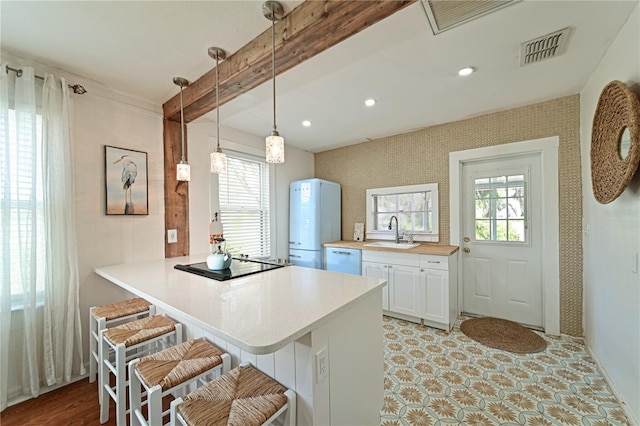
left=590, top=80, right=640, bottom=204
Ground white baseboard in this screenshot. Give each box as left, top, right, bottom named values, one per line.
left=584, top=340, right=638, bottom=426
left=6, top=362, right=89, bottom=409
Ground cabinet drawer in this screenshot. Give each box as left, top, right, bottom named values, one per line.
left=363, top=250, right=419, bottom=267
left=420, top=254, right=448, bottom=270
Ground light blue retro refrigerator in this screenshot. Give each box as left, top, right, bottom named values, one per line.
left=289, top=178, right=341, bottom=269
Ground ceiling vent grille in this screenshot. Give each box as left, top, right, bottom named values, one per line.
left=421, top=0, right=522, bottom=34
left=520, top=27, right=572, bottom=66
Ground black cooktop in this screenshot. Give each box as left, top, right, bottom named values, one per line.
left=174, top=257, right=283, bottom=281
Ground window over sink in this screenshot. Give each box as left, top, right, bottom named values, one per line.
left=366, top=183, right=439, bottom=242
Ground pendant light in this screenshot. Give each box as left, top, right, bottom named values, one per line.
left=208, top=47, right=227, bottom=174
left=173, top=77, right=190, bottom=181
left=263, top=1, right=285, bottom=164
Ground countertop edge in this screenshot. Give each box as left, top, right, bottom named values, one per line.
left=323, top=241, right=459, bottom=256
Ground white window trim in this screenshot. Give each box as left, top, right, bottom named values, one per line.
left=365, top=183, right=439, bottom=242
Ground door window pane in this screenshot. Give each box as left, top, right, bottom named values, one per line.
left=474, top=173, right=527, bottom=242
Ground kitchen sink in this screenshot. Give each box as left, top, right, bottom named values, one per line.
left=363, top=242, right=420, bottom=249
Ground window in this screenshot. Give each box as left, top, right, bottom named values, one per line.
left=2, top=109, right=45, bottom=308
left=365, top=183, right=439, bottom=242
left=474, top=174, right=526, bottom=242
left=218, top=154, right=271, bottom=258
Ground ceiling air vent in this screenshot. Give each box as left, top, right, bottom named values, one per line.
left=421, top=0, right=522, bottom=35
left=520, top=27, right=572, bottom=66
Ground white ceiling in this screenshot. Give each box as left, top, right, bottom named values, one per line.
left=2, top=1, right=638, bottom=153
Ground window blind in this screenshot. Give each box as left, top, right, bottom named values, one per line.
left=218, top=155, right=270, bottom=258
left=2, top=110, right=46, bottom=306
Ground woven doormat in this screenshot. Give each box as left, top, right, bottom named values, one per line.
left=460, top=317, right=547, bottom=354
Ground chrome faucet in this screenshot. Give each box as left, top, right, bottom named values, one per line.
left=388, top=215, right=401, bottom=243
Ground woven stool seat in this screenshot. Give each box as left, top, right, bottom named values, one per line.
left=100, top=315, right=182, bottom=426
left=178, top=364, right=288, bottom=426
left=104, top=315, right=177, bottom=347
left=89, top=298, right=154, bottom=409
left=137, top=339, right=225, bottom=391
left=92, top=297, right=152, bottom=321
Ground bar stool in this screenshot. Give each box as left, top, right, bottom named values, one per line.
left=170, top=362, right=296, bottom=426
left=100, top=314, right=182, bottom=426
left=90, top=298, right=155, bottom=403
left=129, top=338, right=230, bottom=426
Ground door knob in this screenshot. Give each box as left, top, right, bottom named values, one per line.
left=463, top=247, right=470, bottom=253
left=463, top=237, right=470, bottom=242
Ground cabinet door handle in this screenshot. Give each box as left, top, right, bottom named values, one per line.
left=289, top=241, right=301, bottom=245
left=333, top=251, right=351, bottom=255
left=388, top=265, right=392, bottom=269
left=289, top=254, right=301, bottom=258
left=421, top=269, right=424, bottom=272
left=383, top=265, right=388, bottom=268
left=428, top=260, right=441, bottom=264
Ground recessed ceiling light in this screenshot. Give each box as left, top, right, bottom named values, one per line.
left=458, top=66, right=476, bottom=77
left=365, top=99, right=376, bottom=107
left=302, top=120, right=311, bottom=127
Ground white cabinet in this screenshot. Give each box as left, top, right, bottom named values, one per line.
left=362, top=261, right=390, bottom=310
left=388, top=265, right=421, bottom=317
left=362, top=251, right=420, bottom=315
left=363, top=249, right=458, bottom=332
left=419, top=254, right=458, bottom=332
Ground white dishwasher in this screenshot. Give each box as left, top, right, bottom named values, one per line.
left=324, top=247, right=362, bottom=275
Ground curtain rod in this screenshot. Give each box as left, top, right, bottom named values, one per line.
left=6, top=65, right=87, bottom=95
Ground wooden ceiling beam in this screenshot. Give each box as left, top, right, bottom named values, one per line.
left=162, top=0, right=415, bottom=123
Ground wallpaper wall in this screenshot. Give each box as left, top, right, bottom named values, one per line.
left=315, top=95, right=582, bottom=336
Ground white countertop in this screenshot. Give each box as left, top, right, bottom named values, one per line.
left=95, top=255, right=386, bottom=355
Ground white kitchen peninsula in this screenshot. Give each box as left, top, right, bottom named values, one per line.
left=95, top=255, right=386, bottom=426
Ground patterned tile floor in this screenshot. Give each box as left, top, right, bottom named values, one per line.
left=381, top=316, right=630, bottom=426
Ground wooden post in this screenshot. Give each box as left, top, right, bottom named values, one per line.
left=163, top=118, right=189, bottom=258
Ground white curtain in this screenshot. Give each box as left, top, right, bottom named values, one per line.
left=0, top=64, right=84, bottom=411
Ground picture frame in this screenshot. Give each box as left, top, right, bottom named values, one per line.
left=105, top=145, right=149, bottom=215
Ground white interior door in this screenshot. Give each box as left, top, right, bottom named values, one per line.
left=461, top=154, right=543, bottom=328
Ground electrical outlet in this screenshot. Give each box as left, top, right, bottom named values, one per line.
left=167, top=229, right=178, bottom=244
left=315, top=347, right=328, bottom=383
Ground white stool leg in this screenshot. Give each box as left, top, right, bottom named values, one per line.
left=147, top=384, right=163, bottom=426
left=169, top=397, right=184, bottom=426
left=129, top=359, right=142, bottom=426
left=221, top=353, right=231, bottom=374
left=174, top=323, right=183, bottom=346
left=89, top=307, right=97, bottom=383
left=285, top=389, right=296, bottom=426
left=99, top=332, right=110, bottom=424
left=96, top=316, right=106, bottom=405
left=115, top=343, right=127, bottom=426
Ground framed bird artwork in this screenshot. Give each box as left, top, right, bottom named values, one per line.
left=105, top=145, right=149, bottom=215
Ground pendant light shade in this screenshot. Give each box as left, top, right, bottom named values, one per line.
left=173, top=77, right=190, bottom=181
left=208, top=47, right=227, bottom=174
left=264, top=1, right=285, bottom=164
left=210, top=149, right=226, bottom=174
left=266, top=132, right=284, bottom=163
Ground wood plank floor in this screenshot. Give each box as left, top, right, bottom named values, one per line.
left=1, top=379, right=114, bottom=425
left=1, top=379, right=172, bottom=426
